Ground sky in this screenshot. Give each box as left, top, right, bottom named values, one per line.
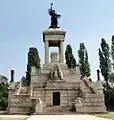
left=0, top=0, right=114, bottom=81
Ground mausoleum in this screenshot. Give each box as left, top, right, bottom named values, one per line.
left=8, top=4, right=106, bottom=114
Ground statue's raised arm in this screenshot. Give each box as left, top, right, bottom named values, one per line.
left=48, top=3, right=53, bottom=16
left=48, top=3, right=61, bottom=28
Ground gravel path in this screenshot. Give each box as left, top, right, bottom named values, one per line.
left=27, top=115, right=112, bottom=120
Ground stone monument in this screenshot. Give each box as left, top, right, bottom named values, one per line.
left=8, top=3, right=106, bottom=114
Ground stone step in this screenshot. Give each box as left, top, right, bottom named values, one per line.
left=43, top=106, right=70, bottom=114
left=82, top=102, right=104, bottom=107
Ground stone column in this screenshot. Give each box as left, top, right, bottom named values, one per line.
left=59, top=47, right=61, bottom=63
left=60, top=41, right=64, bottom=63
left=45, top=41, right=49, bottom=64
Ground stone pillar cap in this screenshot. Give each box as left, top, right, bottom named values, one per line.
left=43, top=28, right=66, bottom=42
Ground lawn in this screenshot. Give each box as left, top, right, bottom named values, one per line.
left=0, top=115, right=29, bottom=120
left=93, top=112, right=114, bottom=120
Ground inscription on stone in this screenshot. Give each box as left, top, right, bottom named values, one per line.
left=45, top=35, right=64, bottom=40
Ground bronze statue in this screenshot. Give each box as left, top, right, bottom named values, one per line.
left=48, top=3, right=61, bottom=28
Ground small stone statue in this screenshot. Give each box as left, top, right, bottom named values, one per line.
left=75, top=97, right=83, bottom=106
left=50, top=65, right=63, bottom=80
left=53, top=67, right=59, bottom=80
left=51, top=52, right=59, bottom=63
left=48, top=3, right=61, bottom=28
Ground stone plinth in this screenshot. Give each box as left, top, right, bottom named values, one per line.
left=43, top=28, right=66, bottom=43
left=42, top=63, right=69, bottom=76
left=35, top=98, right=43, bottom=114
left=8, top=94, right=32, bottom=114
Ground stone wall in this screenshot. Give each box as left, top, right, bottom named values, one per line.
left=82, top=93, right=106, bottom=113
left=8, top=88, right=16, bottom=113
left=31, top=79, right=81, bottom=108
left=45, top=90, right=68, bottom=107
left=74, top=79, right=106, bottom=113
left=8, top=94, right=32, bottom=114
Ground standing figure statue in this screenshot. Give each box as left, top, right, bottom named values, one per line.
left=48, top=3, right=61, bottom=28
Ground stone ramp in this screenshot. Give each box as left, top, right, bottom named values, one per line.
left=27, top=115, right=111, bottom=120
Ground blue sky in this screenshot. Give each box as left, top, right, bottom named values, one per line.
left=0, top=0, right=114, bottom=81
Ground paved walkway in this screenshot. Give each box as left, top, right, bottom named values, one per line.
left=27, top=115, right=112, bottom=120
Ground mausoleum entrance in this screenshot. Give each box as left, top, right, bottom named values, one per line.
left=53, top=92, right=60, bottom=106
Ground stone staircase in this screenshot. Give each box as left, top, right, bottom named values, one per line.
left=43, top=106, right=71, bottom=114
left=80, top=79, right=95, bottom=94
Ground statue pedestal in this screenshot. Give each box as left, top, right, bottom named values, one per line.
left=43, top=28, right=66, bottom=64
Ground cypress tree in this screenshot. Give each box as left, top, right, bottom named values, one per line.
left=78, top=43, right=91, bottom=77
left=85, top=50, right=91, bottom=77
left=26, top=47, right=41, bottom=85
left=99, top=38, right=111, bottom=91
left=65, top=44, right=76, bottom=68
left=111, top=35, right=114, bottom=69
left=0, top=75, right=9, bottom=110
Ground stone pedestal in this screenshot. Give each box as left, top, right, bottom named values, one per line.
left=42, top=63, right=69, bottom=76
left=43, top=28, right=66, bottom=64
left=35, top=99, right=43, bottom=114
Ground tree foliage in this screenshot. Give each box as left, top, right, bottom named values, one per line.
left=27, top=47, right=41, bottom=69
left=104, top=88, right=114, bottom=110
left=65, top=44, right=76, bottom=68
left=85, top=50, right=91, bottom=77
left=99, top=38, right=111, bottom=91
left=0, top=75, right=9, bottom=110
left=109, top=72, right=114, bottom=83
left=26, top=47, right=41, bottom=86
left=111, top=35, right=114, bottom=69
left=78, top=43, right=91, bottom=77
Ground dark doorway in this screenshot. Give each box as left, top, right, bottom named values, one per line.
left=53, top=92, right=60, bottom=106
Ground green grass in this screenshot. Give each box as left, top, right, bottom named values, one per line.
left=0, top=115, right=29, bottom=120
left=93, top=112, right=114, bottom=120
